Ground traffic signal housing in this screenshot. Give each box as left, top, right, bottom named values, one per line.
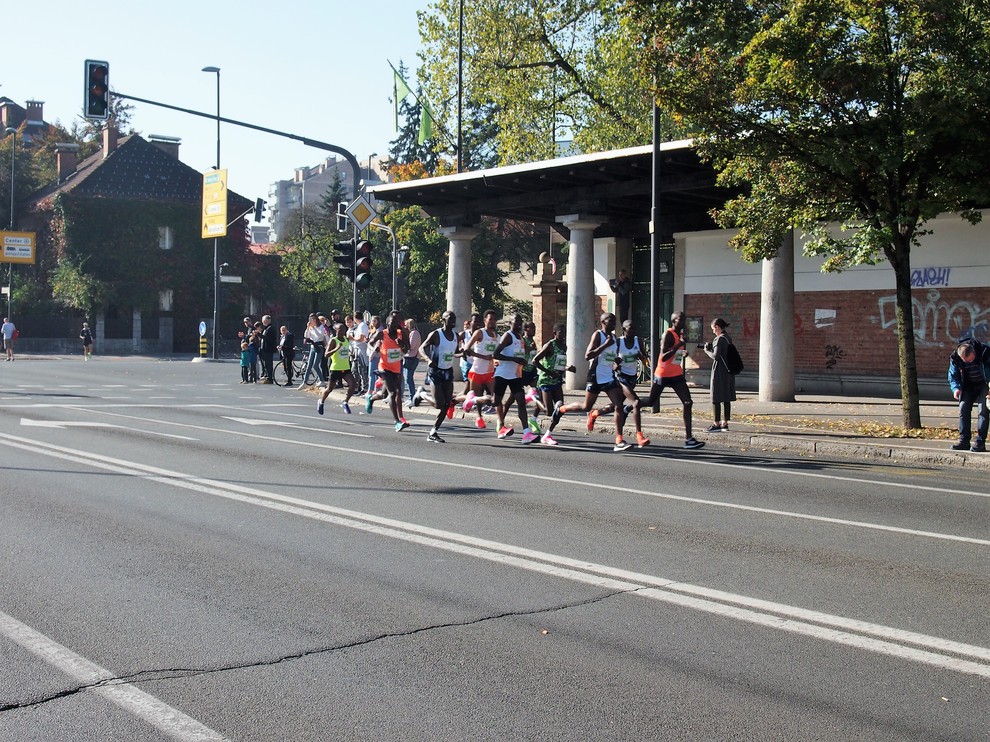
left=354, top=240, right=373, bottom=289
left=253, top=198, right=267, bottom=222
left=336, top=202, right=349, bottom=232
left=333, top=239, right=355, bottom=283
left=84, top=60, right=110, bottom=120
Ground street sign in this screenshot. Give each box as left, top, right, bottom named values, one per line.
left=345, top=195, right=377, bottom=231
left=202, top=169, right=228, bottom=238
left=0, top=231, right=37, bottom=264
left=199, top=321, right=207, bottom=337
left=219, top=275, right=242, bottom=283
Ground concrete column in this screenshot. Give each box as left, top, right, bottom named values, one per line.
left=439, top=225, right=480, bottom=324
left=759, top=230, right=796, bottom=401
left=132, top=308, right=142, bottom=352
left=557, top=214, right=605, bottom=390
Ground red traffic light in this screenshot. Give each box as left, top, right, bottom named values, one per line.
left=84, top=60, right=110, bottom=120
left=354, top=240, right=373, bottom=289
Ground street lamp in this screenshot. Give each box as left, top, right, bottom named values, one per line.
left=5, top=126, right=16, bottom=316
left=202, top=66, right=221, bottom=360
left=367, top=152, right=378, bottom=185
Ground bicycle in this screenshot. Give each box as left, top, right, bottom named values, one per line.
left=274, top=348, right=309, bottom=387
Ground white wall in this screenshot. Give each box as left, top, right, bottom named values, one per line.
left=679, top=209, right=990, bottom=295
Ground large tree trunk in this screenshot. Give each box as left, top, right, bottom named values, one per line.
left=889, top=236, right=922, bottom=429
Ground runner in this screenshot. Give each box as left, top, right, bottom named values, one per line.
left=491, top=313, right=539, bottom=444
left=417, top=310, right=462, bottom=442
left=643, top=311, right=705, bottom=449
left=366, top=311, right=410, bottom=431
left=521, top=321, right=543, bottom=435
left=461, top=309, right=499, bottom=429
left=533, top=323, right=576, bottom=446
left=547, top=312, right=634, bottom=451
left=597, top=319, right=650, bottom=447
left=317, top=322, right=357, bottom=415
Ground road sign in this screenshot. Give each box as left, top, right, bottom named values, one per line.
left=199, top=321, right=207, bottom=337
left=0, top=231, right=37, bottom=264
left=345, top=195, right=377, bottom=231
left=219, top=275, right=242, bottom=283
left=202, top=169, right=228, bottom=238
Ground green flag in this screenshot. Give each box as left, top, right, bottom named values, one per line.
left=418, top=102, right=434, bottom=145
left=393, top=68, right=411, bottom=131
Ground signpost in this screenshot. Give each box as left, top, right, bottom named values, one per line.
left=0, top=231, right=36, bottom=264
left=202, top=170, right=228, bottom=238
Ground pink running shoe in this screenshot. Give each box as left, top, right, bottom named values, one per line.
left=497, top=426, right=514, bottom=439
left=462, top=390, right=477, bottom=412
left=540, top=432, right=558, bottom=446
left=521, top=430, right=538, bottom=444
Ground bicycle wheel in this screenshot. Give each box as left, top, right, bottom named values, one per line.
left=274, top=361, right=291, bottom=386
left=294, top=358, right=310, bottom=383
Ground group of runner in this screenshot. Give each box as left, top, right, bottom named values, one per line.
left=313, top=305, right=706, bottom=452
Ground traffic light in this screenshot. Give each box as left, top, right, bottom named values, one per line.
left=336, top=202, right=349, bottom=233
left=253, top=198, right=267, bottom=222
left=84, top=60, right=110, bottom=120
left=354, top=240, right=373, bottom=289
left=333, top=239, right=355, bottom=282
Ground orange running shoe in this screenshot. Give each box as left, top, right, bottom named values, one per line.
left=586, top=409, right=599, bottom=432
left=636, top=431, right=650, bottom=448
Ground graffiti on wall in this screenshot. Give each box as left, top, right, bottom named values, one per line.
left=910, top=266, right=951, bottom=288
left=824, top=344, right=846, bottom=370
left=877, top=289, right=990, bottom=346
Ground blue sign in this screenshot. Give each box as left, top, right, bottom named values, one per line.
left=199, top=321, right=207, bottom=337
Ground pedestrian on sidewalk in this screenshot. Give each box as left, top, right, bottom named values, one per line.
left=948, top=338, right=990, bottom=452
left=703, top=317, right=736, bottom=431
left=2, top=317, right=15, bottom=361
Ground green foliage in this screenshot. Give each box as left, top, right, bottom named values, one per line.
left=419, top=0, right=660, bottom=165
left=50, top=254, right=108, bottom=313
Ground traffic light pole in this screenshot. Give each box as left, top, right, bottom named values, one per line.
left=113, top=92, right=362, bottom=205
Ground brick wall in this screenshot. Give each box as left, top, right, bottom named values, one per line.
left=686, top=286, right=990, bottom=379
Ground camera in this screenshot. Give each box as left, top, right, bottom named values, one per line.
left=696, top=343, right=705, bottom=349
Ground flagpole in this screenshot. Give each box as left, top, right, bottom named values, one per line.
left=456, top=0, right=464, bottom=172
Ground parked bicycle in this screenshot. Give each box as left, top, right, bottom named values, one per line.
left=274, top=348, right=309, bottom=387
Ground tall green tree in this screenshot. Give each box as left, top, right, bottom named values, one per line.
left=624, top=0, right=990, bottom=428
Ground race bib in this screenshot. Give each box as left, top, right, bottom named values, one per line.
left=553, top=354, right=567, bottom=371
left=441, top=351, right=454, bottom=363
left=602, top=349, right=617, bottom=366
left=386, top=348, right=402, bottom=363
left=483, top=340, right=497, bottom=354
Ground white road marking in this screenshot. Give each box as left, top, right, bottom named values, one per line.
left=19, top=419, right=197, bottom=441
left=0, top=610, right=228, bottom=741
left=222, top=417, right=371, bottom=438
left=0, top=433, right=987, bottom=680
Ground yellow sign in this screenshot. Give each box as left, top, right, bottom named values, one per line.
left=202, top=169, right=228, bottom=238
left=0, top=231, right=36, bottom=264
left=345, top=195, right=377, bottom=230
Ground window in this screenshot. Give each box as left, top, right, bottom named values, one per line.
left=158, top=226, right=173, bottom=250
left=159, top=290, right=173, bottom=312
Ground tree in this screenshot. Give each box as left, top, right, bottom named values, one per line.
left=419, top=0, right=663, bottom=164
left=623, top=0, right=990, bottom=428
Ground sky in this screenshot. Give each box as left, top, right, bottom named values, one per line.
left=6, top=0, right=432, bottom=223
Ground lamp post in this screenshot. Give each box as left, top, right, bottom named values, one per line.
left=202, top=66, right=221, bottom=360
left=5, top=126, right=16, bottom=316
left=367, top=152, right=378, bottom=185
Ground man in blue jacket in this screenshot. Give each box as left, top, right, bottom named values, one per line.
left=948, top=338, right=990, bottom=452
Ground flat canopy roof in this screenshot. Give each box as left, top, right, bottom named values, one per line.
left=369, top=141, right=734, bottom=242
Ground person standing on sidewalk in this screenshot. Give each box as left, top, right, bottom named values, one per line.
left=258, top=315, right=277, bottom=383
left=349, top=312, right=370, bottom=396
left=2, top=317, right=15, bottom=361
left=948, top=338, right=990, bottom=452
left=301, top=314, right=328, bottom=387
left=403, top=318, right=422, bottom=406
left=643, top=311, right=705, bottom=449
left=703, top=317, right=736, bottom=432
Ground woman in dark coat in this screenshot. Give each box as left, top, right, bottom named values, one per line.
left=704, top=317, right=736, bottom=431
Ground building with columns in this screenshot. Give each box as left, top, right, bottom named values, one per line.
left=369, top=142, right=990, bottom=398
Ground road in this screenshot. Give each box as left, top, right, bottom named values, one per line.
left=0, top=359, right=987, bottom=741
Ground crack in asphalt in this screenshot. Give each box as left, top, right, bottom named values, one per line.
left=0, top=587, right=640, bottom=713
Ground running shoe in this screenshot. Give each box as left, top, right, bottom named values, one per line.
left=375, top=378, right=384, bottom=391
left=395, top=420, right=410, bottom=432
left=524, top=389, right=538, bottom=404
left=550, top=400, right=564, bottom=427
left=317, top=400, right=325, bottom=415
left=462, top=391, right=477, bottom=412
left=365, top=395, right=374, bottom=414
left=706, top=423, right=722, bottom=432
left=412, top=387, right=423, bottom=407
left=428, top=430, right=446, bottom=443
left=622, top=403, right=635, bottom=415
left=482, top=405, right=497, bottom=415
left=497, top=426, right=514, bottom=439
left=528, top=419, right=540, bottom=435
left=683, top=437, right=706, bottom=450
left=613, top=436, right=632, bottom=452
left=540, top=432, right=558, bottom=446
left=475, top=416, right=487, bottom=429
left=521, top=430, right=538, bottom=444
left=720, top=422, right=729, bottom=431
left=636, top=431, right=650, bottom=448
left=341, top=402, right=351, bottom=414
left=586, top=409, right=599, bottom=432
left=446, top=405, right=455, bottom=419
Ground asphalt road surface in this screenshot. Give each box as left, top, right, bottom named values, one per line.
left=1, top=359, right=987, bottom=741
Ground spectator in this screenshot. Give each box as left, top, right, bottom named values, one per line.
left=703, top=317, right=736, bottom=431
left=608, top=269, right=632, bottom=323
left=948, top=339, right=990, bottom=452
left=1, top=317, right=15, bottom=361
left=403, top=318, right=422, bottom=405
left=278, top=325, right=296, bottom=387
left=302, top=313, right=328, bottom=387
left=259, top=315, right=277, bottom=383
left=350, top=312, right=370, bottom=395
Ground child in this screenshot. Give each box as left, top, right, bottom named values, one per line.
left=239, top=341, right=251, bottom=383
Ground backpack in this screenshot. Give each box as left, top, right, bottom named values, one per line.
left=725, top=341, right=744, bottom=375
